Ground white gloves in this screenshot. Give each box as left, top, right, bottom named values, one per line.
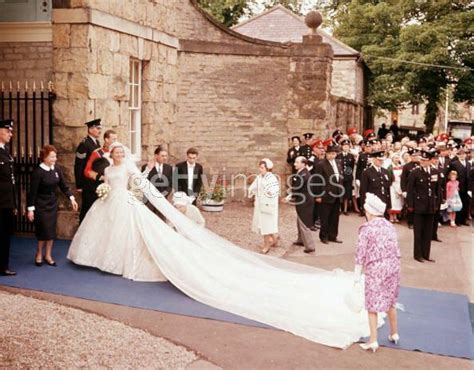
left=468, top=191, right=472, bottom=198
left=355, top=180, right=360, bottom=187
left=354, top=264, right=362, bottom=283
left=402, top=192, right=407, bottom=198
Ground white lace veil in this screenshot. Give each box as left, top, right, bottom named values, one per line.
left=105, top=142, right=136, bottom=166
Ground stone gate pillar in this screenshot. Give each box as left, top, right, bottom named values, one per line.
left=287, top=11, right=333, bottom=138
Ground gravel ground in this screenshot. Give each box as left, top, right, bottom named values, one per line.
left=0, top=201, right=293, bottom=369
left=203, top=200, right=299, bottom=258
left=0, top=292, right=197, bottom=369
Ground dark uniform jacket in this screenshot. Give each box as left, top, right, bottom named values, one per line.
left=401, top=161, right=419, bottom=193
left=290, top=168, right=315, bottom=227
left=433, top=165, right=446, bottom=204
left=406, top=167, right=442, bottom=214
left=0, top=146, right=16, bottom=209
left=313, top=159, right=344, bottom=203
left=299, top=144, right=312, bottom=160
left=336, top=152, right=355, bottom=182
left=360, top=166, right=392, bottom=209
left=74, top=136, right=100, bottom=190
left=28, top=165, right=72, bottom=211
left=355, top=152, right=370, bottom=181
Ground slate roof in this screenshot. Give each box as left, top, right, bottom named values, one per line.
left=233, top=5, right=359, bottom=57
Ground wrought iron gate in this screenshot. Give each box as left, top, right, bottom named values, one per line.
left=0, top=81, right=56, bottom=233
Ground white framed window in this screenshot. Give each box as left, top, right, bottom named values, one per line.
left=128, top=59, right=142, bottom=159
left=411, top=104, right=419, bottom=115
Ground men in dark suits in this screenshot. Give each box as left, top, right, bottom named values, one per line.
left=449, top=146, right=472, bottom=225
left=401, top=148, right=420, bottom=228
left=436, top=144, right=451, bottom=176
left=287, top=136, right=302, bottom=174
left=308, top=139, right=325, bottom=230
left=291, top=156, right=315, bottom=253
left=314, top=144, right=344, bottom=244
left=336, top=139, right=355, bottom=215
left=175, top=148, right=204, bottom=204
left=74, top=119, right=102, bottom=222
left=0, top=119, right=16, bottom=276
left=407, top=150, right=442, bottom=263
left=360, top=151, right=392, bottom=215
left=142, top=146, right=173, bottom=198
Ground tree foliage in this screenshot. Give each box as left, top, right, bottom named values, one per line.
left=262, top=0, right=304, bottom=14
left=196, top=0, right=473, bottom=133
left=328, top=0, right=473, bottom=133
left=196, top=0, right=252, bottom=27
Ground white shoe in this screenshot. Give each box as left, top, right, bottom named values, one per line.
left=359, top=341, right=379, bottom=352
left=388, top=333, right=400, bottom=344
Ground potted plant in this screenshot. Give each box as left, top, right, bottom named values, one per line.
left=200, top=184, right=226, bottom=212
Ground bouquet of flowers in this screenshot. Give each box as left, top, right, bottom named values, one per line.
left=96, top=183, right=111, bottom=201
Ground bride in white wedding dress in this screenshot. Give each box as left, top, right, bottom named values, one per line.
left=68, top=142, right=382, bottom=349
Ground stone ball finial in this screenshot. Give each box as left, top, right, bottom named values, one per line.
left=305, top=11, right=323, bottom=33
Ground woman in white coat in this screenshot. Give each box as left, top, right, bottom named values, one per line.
left=248, top=158, right=280, bottom=254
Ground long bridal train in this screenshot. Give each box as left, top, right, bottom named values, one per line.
left=68, top=157, right=383, bottom=349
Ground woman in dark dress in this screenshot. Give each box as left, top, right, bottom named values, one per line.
left=27, top=145, right=78, bottom=266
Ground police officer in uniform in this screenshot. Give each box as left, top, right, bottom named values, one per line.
left=406, top=150, right=442, bottom=263
left=355, top=140, right=372, bottom=216
left=0, top=119, right=17, bottom=276
left=337, top=139, right=355, bottom=215
left=74, top=119, right=101, bottom=222
left=401, top=148, right=420, bottom=228
left=300, top=133, right=314, bottom=159
left=359, top=150, right=392, bottom=216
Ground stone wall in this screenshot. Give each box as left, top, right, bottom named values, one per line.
left=64, top=0, right=258, bottom=46
left=328, top=97, right=364, bottom=133
left=175, top=52, right=290, bottom=176
left=174, top=34, right=333, bottom=181
left=331, top=58, right=363, bottom=103
left=0, top=41, right=52, bottom=83
left=51, top=22, right=178, bottom=180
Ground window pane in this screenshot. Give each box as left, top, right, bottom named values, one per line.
left=133, top=85, right=139, bottom=107
left=129, top=61, right=133, bottom=84
left=129, top=83, right=133, bottom=108
left=134, top=61, right=139, bottom=84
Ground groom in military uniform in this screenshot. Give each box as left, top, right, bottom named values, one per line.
left=74, top=119, right=102, bottom=222
left=0, top=119, right=17, bottom=276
